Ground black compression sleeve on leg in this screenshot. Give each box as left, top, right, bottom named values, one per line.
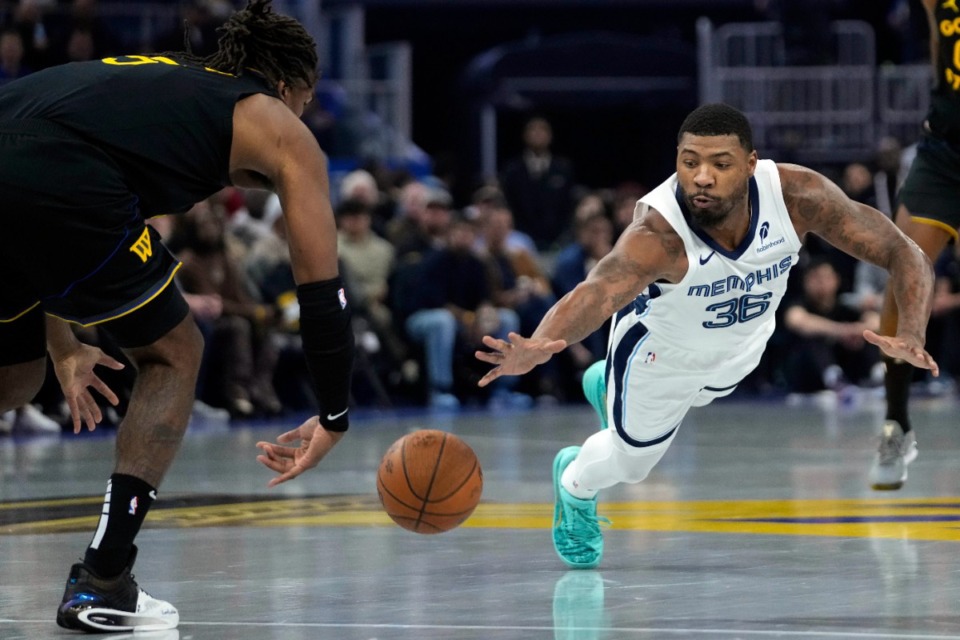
left=298, top=277, right=354, bottom=431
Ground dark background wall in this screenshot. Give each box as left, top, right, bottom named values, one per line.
left=354, top=1, right=763, bottom=195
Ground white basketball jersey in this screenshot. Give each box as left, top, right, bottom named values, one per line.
left=633, top=159, right=802, bottom=354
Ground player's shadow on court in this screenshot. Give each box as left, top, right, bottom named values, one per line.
left=552, top=571, right=608, bottom=640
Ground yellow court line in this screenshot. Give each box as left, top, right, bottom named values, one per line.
left=0, top=496, right=104, bottom=511
left=4, top=497, right=960, bottom=541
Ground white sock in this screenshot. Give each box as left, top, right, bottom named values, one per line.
left=562, top=462, right=598, bottom=500
left=562, top=428, right=678, bottom=499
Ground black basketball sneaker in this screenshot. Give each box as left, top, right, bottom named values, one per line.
left=56, top=546, right=179, bottom=633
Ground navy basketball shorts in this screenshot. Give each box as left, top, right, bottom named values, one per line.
left=0, top=124, right=187, bottom=365
left=898, top=133, right=960, bottom=239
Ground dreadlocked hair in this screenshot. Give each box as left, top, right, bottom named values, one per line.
left=172, top=0, right=317, bottom=89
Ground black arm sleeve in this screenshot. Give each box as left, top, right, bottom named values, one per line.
left=297, top=277, right=354, bottom=431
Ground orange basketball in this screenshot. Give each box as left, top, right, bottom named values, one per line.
left=376, top=429, right=483, bottom=534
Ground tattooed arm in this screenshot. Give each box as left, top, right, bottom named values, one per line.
left=779, top=163, right=938, bottom=374
left=475, top=208, right=686, bottom=386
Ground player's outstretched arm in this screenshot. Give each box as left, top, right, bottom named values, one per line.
left=476, top=210, right=683, bottom=387
left=232, top=93, right=354, bottom=475
left=779, top=163, right=938, bottom=375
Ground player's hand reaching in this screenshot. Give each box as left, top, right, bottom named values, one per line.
left=475, top=331, right=567, bottom=388
left=863, top=330, right=939, bottom=377
left=256, top=415, right=345, bottom=487
left=51, top=343, right=125, bottom=434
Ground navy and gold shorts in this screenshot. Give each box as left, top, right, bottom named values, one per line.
left=898, top=133, right=960, bottom=241
left=0, top=124, right=188, bottom=365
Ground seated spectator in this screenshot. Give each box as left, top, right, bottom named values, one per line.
left=404, top=215, right=530, bottom=410
left=338, top=168, right=393, bottom=234
left=611, top=183, right=648, bottom=240
left=175, top=199, right=282, bottom=418
left=782, top=258, right=881, bottom=393
left=11, top=0, right=53, bottom=71
left=335, top=198, right=407, bottom=370
left=469, top=185, right=538, bottom=256
left=478, top=203, right=554, bottom=334
left=47, top=0, right=120, bottom=66
left=478, top=203, right=559, bottom=400
left=840, top=259, right=889, bottom=314
left=396, top=187, right=455, bottom=256
left=241, top=196, right=328, bottom=411
left=840, top=162, right=878, bottom=211
left=551, top=210, right=614, bottom=396
left=226, top=189, right=277, bottom=252
left=0, top=29, right=31, bottom=82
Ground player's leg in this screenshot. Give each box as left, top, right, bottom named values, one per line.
left=0, top=131, right=187, bottom=629
left=41, top=205, right=197, bottom=631
left=552, top=313, right=697, bottom=569
left=0, top=306, right=48, bottom=412
left=581, top=359, right=608, bottom=430
left=56, top=280, right=199, bottom=633
left=872, top=203, right=953, bottom=490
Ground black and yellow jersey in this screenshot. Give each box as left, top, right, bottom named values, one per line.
left=0, top=55, right=277, bottom=216
left=929, top=1, right=960, bottom=144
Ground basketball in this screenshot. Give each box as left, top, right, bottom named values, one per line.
left=376, top=429, right=483, bottom=534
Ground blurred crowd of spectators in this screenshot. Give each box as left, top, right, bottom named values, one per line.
left=8, top=105, right=960, bottom=434
left=3, top=0, right=958, bottom=435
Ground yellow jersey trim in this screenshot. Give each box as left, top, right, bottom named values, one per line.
left=47, top=262, right=183, bottom=328
left=912, top=216, right=960, bottom=241
left=0, top=301, right=41, bottom=323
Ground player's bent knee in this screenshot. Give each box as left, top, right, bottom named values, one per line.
left=0, top=358, right=47, bottom=411
left=124, top=315, right=204, bottom=380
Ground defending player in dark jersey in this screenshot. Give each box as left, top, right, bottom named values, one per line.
left=0, top=0, right=352, bottom=632
left=870, top=0, right=960, bottom=491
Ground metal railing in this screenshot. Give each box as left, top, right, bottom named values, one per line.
left=698, top=18, right=931, bottom=163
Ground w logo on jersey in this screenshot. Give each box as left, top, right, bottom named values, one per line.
left=129, top=228, right=153, bottom=263
left=759, top=221, right=770, bottom=242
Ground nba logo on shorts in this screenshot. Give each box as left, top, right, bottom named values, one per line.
left=129, top=497, right=139, bottom=515
left=338, top=288, right=347, bottom=309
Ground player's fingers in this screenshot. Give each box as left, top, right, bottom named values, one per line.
left=79, top=398, right=93, bottom=432
left=257, top=442, right=297, bottom=460
left=861, top=329, right=886, bottom=347
left=90, top=376, right=120, bottom=406
left=477, top=367, right=502, bottom=388
left=256, top=454, right=290, bottom=473
left=474, top=350, right=504, bottom=365
left=275, top=428, right=303, bottom=444
left=85, top=394, right=103, bottom=425
left=917, top=350, right=939, bottom=377
left=66, top=396, right=82, bottom=434
left=480, top=335, right=507, bottom=351
left=97, top=354, right=125, bottom=370
left=546, top=339, right=567, bottom=353
left=80, top=396, right=96, bottom=432
left=256, top=443, right=281, bottom=460
left=267, top=465, right=304, bottom=488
